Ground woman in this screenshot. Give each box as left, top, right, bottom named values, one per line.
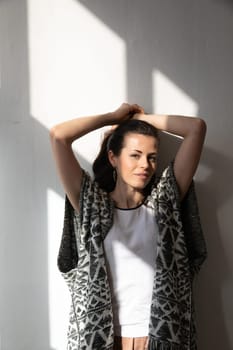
left=50, top=103, right=206, bottom=350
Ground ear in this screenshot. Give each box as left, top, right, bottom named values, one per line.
left=108, top=150, right=117, bottom=168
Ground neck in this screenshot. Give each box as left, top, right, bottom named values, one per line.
left=110, top=184, right=145, bottom=209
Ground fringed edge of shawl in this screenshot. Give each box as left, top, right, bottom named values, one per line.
left=148, top=337, right=180, bottom=350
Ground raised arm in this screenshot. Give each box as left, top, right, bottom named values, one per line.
left=50, top=103, right=143, bottom=212
left=133, top=113, right=206, bottom=200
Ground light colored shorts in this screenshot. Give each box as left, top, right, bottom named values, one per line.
left=113, top=336, right=148, bottom=350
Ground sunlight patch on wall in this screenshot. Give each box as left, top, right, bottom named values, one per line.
left=152, top=70, right=210, bottom=181
left=47, top=189, right=69, bottom=350
left=27, top=0, right=126, bottom=165
left=153, top=70, right=198, bottom=116
left=51, top=0, right=127, bottom=118
left=26, top=0, right=53, bottom=128
left=27, top=0, right=126, bottom=130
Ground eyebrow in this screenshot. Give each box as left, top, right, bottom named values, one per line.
left=131, top=149, right=158, bottom=155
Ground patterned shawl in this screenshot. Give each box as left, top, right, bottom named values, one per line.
left=57, top=163, right=207, bottom=350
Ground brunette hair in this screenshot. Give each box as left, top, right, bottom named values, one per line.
left=93, top=119, right=159, bottom=193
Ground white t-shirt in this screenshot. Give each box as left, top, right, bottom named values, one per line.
left=104, top=203, right=158, bottom=337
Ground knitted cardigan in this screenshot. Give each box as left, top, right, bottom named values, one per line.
left=57, top=163, right=207, bottom=350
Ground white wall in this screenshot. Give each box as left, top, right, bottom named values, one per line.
left=1, top=0, right=233, bottom=349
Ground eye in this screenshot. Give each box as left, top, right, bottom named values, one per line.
left=130, top=154, right=140, bottom=159
left=148, top=155, right=157, bottom=163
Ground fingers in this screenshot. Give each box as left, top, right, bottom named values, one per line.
left=129, top=103, right=145, bottom=114
left=113, top=103, right=145, bottom=122
left=120, top=102, right=144, bottom=113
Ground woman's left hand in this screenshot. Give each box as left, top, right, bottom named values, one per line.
left=111, top=103, right=145, bottom=124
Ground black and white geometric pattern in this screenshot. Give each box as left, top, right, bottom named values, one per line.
left=57, top=164, right=206, bottom=350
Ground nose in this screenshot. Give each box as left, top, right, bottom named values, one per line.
left=140, top=156, right=150, bottom=169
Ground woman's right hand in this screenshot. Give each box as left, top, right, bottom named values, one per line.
left=111, top=103, right=144, bottom=124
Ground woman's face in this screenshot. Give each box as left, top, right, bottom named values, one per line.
left=108, top=133, right=159, bottom=191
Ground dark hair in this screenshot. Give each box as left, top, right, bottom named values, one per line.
left=93, top=119, right=159, bottom=193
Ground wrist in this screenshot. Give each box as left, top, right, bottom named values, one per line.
left=132, top=112, right=146, bottom=120
left=102, top=111, right=116, bottom=126
left=106, top=111, right=124, bottom=125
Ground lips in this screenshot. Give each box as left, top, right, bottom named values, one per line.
left=135, top=173, right=150, bottom=179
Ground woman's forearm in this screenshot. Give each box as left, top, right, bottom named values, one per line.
left=133, top=113, right=206, bottom=138
left=50, top=112, right=115, bottom=145
left=50, top=103, right=144, bottom=145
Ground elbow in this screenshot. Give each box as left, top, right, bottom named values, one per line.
left=49, top=125, right=71, bottom=146
left=194, top=118, right=207, bottom=138
left=49, top=125, right=61, bottom=143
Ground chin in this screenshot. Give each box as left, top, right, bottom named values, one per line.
left=132, top=181, right=149, bottom=190
left=121, top=176, right=152, bottom=191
